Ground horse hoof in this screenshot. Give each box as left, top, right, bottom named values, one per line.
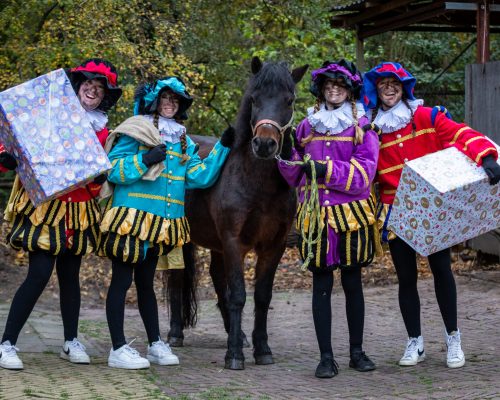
left=255, top=354, right=274, bottom=365
left=225, top=358, right=245, bottom=370
left=168, top=337, right=184, bottom=347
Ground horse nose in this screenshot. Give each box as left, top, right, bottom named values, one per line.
left=251, top=137, right=278, bottom=159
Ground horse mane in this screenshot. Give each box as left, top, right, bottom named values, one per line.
left=234, top=61, right=295, bottom=149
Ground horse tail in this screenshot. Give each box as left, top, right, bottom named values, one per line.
left=173, top=242, right=198, bottom=328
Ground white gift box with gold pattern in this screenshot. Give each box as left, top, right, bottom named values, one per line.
left=387, top=144, right=500, bottom=256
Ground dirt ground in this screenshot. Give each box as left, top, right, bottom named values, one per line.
left=0, top=215, right=498, bottom=311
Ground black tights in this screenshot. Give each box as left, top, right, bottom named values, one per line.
left=106, top=252, right=160, bottom=350
left=2, top=250, right=82, bottom=345
left=312, top=267, right=365, bottom=358
left=389, top=237, right=457, bottom=337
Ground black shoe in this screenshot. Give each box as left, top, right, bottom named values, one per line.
left=349, top=350, right=376, bottom=372
left=315, top=357, right=339, bottom=378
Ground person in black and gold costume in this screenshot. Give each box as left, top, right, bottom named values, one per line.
left=0, top=59, right=122, bottom=370
left=100, top=76, right=234, bottom=369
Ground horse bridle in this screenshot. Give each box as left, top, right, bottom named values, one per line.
left=250, top=112, right=294, bottom=154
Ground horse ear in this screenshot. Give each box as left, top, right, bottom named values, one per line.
left=291, top=64, right=309, bottom=84
left=251, top=57, right=263, bottom=74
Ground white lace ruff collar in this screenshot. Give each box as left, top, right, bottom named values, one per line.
left=307, top=102, right=366, bottom=135
left=373, top=99, right=424, bottom=133
left=86, top=110, right=108, bottom=132
left=144, top=115, right=186, bottom=144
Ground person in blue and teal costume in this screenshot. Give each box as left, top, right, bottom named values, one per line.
left=100, top=76, right=234, bottom=370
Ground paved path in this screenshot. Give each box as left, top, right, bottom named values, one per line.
left=0, top=271, right=498, bottom=399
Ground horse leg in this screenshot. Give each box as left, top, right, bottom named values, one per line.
left=166, top=269, right=184, bottom=347
left=222, top=240, right=246, bottom=370
left=252, top=243, right=285, bottom=365
left=210, top=251, right=250, bottom=348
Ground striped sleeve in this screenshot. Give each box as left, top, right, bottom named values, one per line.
left=434, top=112, right=498, bottom=165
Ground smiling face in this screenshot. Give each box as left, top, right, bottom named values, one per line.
left=377, top=77, right=403, bottom=110
left=78, top=79, right=105, bottom=111
left=322, top=78, right=349, bottom=109
left=157, top=89, right=180, bottom=118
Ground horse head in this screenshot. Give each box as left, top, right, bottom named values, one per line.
left=238, top=57, right=308, bottom=160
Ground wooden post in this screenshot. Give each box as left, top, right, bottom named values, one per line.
left=355, top=30, right=365, bottom=71
left=477, top=0, right=490, bottom=63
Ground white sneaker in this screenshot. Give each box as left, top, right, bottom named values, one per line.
left=399, top=336, right=425, bottom=366
left=108, top=343, right=150, bottom=369
left=446, top=330, right=465, bottom=368
left=60, top=338, right=90, bottom=364
left=147, top=340, right=179, bottom=366
left=0, top=341, right=23, bottom=370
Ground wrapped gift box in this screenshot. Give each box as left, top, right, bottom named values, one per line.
left=387, top=145, right=500, bottom=256
left=0, top=69, right=111, bottom=206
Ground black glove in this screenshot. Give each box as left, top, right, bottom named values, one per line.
left=92, top=173, right=108, bottom=185
left=0, top=152, right=17, bottom=170
left=220, top=126, right=235, bottom=148
left=482, top=154, right=500, bottom=185
left=142, top=144, right=167, bottom=167
left=303, top=161, right=327, bottom=180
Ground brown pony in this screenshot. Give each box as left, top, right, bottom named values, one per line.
left=167, top=57, right=308, bottom=370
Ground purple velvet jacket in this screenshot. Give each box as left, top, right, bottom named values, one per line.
left=278, top=115, right=379, bottom=206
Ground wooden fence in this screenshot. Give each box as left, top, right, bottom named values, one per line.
left=465, top=61, right=500, bottom=257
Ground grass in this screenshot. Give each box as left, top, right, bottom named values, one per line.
left=78, top=319, right=108, bottom=338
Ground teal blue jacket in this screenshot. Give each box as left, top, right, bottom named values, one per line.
left=107, top=135, right=229, bottom=219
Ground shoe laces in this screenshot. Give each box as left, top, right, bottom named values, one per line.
left=320, top=357, right=339, bottom=374
left=403, top=338, right=419, bottom=358
left=121, top=339, right=140, bottom=357
left=150, top=340, right=172, bottom=355
left=447, top=333, right=462, bottom=359
left=1, top=342, right=19, bottom=355
left=68, top=338, right=86, bottom=352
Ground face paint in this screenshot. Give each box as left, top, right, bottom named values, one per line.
left=323, top=79, right=349, bottom=110
left=78, top=79, right=105, bottom=111
left=377, top=77, right=403, bottom=110
left=157, top=90, right=180, bottom=118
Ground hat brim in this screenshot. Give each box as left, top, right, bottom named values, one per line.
left=147, top=87, right=193, bottom=120
left=310, top=72, right=362, bottom=99
left=69, top=70, right=122, bottom=112
left=363, top=70, right=416, bottom=109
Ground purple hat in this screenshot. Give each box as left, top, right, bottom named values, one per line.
left=310, top=59, right=363, bottom=99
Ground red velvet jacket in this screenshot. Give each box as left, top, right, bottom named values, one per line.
left=0, top=127, right=109, bottom=203
left=377, top=106, right=498, bottom=204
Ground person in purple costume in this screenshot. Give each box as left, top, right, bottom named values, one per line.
left=278, top=60, right=380, bottom=378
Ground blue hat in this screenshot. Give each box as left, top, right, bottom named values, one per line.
left=134, top=76, right=193, bottom=120
left=362, top=62, right=416, bottom=109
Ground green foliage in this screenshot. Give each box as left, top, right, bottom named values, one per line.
left=0, top=0, right=205, bottom=126
left=0, top=0, right=495, bottom=131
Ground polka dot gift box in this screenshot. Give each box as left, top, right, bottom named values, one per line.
left=0, top=69, right=111, bottom=206
left=388, top=144, right=500, bottom=256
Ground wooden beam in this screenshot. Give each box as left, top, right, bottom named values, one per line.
left=477, top=0, right=490, bottom=63
left=358, top=1, right=447, bottom=38
left=343, top=0, right=416, bottom=27
left=355, top=33, right=365, bottom=72
left=392, top=25, right=500, bottom=33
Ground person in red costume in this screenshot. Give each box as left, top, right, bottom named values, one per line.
left=0, top=59, right=122, bottom=370
left=363, top=62, right=500, bottom=370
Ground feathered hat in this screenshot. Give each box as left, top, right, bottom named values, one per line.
left=67, top=58, right=122, bottom=112
left=362, top=62, right=416, bottom=109
left=310, top=59, right=363, bottom=99
left=134, top=76, right=193, bottom=120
